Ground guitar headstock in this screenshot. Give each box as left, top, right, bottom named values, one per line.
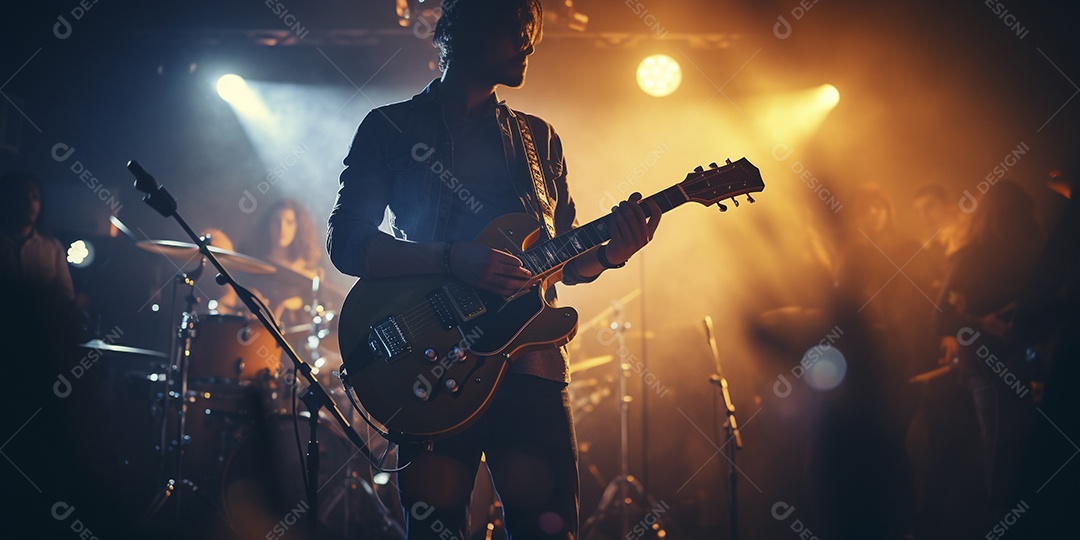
left=679, top=158, right=765, bottom=211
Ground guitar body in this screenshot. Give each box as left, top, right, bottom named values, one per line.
left=338, top=213, right=578, bottom=442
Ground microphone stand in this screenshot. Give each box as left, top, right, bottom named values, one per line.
left=127, top=160, right=389, bottom=538
left=704, top=316, right=742, bottom=540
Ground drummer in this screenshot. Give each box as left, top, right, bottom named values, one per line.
left=241, top=199, right=323, bottom=324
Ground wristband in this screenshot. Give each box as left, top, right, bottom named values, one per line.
left=597, top=244, right=626, bottom=269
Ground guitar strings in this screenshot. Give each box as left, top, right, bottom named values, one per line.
left=378, top=227, right=599, bottom=343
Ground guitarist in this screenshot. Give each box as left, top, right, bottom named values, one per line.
left=327, top=0, right=662, bottom=538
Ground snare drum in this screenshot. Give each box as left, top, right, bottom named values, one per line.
left=188, top=314, right=281, bottom=386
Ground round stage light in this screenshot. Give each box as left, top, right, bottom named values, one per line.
left=66, top=239, right=93, bottom=268
left=817, top=84, right=840, bottom=109
left=802, top=345, right=847, bottom=391
left=637, top=54, right=682, bottom=97
left=216, top=74, right=248, bottom=103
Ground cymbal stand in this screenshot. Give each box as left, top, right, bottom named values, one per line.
left=582, top=302, right=669, bottom=538
left=144, top=256, right=219, bottom=522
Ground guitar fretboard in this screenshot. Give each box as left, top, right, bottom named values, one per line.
left=520, top=184, right=688, bottom=275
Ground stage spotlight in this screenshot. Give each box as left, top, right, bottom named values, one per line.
left=637, top=54, right=681, bottom=97
left=216, top=74, right=249, bottom=104
left=754, top=83, right=841, bottom=143
left=66, top=239, right=94, bottom=267
left=216, top=73, right=272, bottom=123
left=817, top=84, right=840, bottom=109
left=373, top=472, right=391, bottom=485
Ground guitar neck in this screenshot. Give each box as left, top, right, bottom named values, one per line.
left=520, top=184, right=688, bottom=275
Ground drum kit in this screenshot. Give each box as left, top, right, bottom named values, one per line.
left=78, top=228, right=674, bottom=539
left=81, top=237, right=400, bottom=539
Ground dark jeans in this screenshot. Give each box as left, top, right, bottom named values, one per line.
left=398, top=373, right=579, bottom=540
left=961, top=358, right=1033, bottom=518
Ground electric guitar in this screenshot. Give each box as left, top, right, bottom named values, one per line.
left=337, top=158, right=765, bottom=442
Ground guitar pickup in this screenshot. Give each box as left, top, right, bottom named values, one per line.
left=427, top=282, right=487, bottom=330
left=442, top=282, right=487, bottom=322
left=368, top=316, right=411, bottom=362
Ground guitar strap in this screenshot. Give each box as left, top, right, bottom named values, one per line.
left=512, top=112, right=558, bottom=240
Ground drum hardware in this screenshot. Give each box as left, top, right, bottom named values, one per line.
left=128, top=160, right=390, bottom=538
left=143, top=255, right=211, bottom=523
left=581, top=302, right=672, bottom=539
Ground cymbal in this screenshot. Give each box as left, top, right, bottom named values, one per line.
left=79, top=339, right=167, bottom=358
left=274, top=262, right=319, bottom=283
left=136, top=239, right=276, bottom=274
left=569, top=354, right=614, bottom=375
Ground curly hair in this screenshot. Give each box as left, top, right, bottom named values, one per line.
left=247, top=198, right=321, bottom=271
left=433, top=0, right=543, bottom=71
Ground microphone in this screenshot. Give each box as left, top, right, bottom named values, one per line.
left=127, top=160, right=159, bottom=193
left=127, top=160, right=177, bottom=217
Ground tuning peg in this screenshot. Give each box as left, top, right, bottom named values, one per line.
left=717, top=202, right=728, bottom=212
left=708, top=162, right=718, bottom=169
left=747, top=194, right=756, bottom=203
left=732, top=198, right=740, bottom=208
left=726, top=158, right=733, bottom=165
left=694, top=165, right=704, bottom=173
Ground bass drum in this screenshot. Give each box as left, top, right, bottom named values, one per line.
left=220, top=413, right=402, bottom=540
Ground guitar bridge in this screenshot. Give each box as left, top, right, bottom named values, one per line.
left=368, top=316, right=411, bottom=362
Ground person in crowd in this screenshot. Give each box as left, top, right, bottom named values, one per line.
left=936, top=179, right=1041, bottom=525
left=0, top=170, right=74, bottom=304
